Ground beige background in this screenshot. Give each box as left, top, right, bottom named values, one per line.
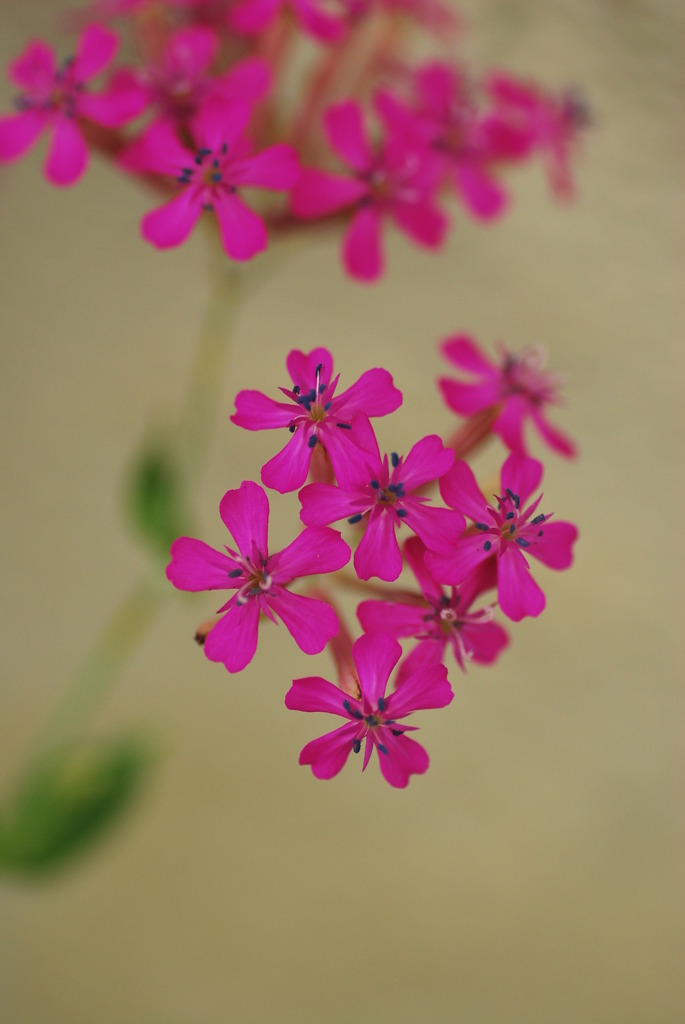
left=1, top=1, right=683, bottom=1022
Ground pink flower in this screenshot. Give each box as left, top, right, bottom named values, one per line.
left=231, top=347, right=403, bottom=493
left=113, top=26, right=271, bottom=124
left=486, top=74, right=588, bottom=199
left=376, top=62, right=509, bottom=220
left=166, top=480, right=351, bottom=672
left=230, top=0, right=345, bottom=43
left=357, top=536, right=508, bottom=679
left=428, top=453, right=578, bottom=622
left=290, top=99, right=448, bottom=281
left=439, top=333, right=577, bottom=458
left=0, top=25, right=141, bottom=185
left=285, top=633, right=453, bottom=787
left=299, top=433, right=465, bottom=581
left=131, top=97, right=299, bottom=259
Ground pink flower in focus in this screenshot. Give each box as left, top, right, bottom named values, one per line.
left=166, top=481, right=351, bottom=672
left=357, top=536, right=508, bottom=680
left=290, top=99, right=448, bottom=281
left=231, top=347, right=403, bottom=493
left=0, top=25, right=141, bottom=185
left=427, top=453, right=578, bottom=622
left=285, top=633, right=453, bottom=787
left=130, top=97, right=299, bottom=259
left=439, top=333, right=577, bottom=458
left=299, top=433, right=465, bottom=581
left=231, top=0, right=345, bottom=44
left=486, top=74, right=588, bottom=199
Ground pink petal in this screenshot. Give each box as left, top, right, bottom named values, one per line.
left=216, top=57, right=272, bottom=104
left=229, top=143, right=299, bottom=189
left=400, top=434, right=454, bottom=491
left=269, top=526, right=350, bottom=582
left=403, top=536, right=443, bottom=603
left=204, top=599, right=260, bottom=672
left=439, top=377, right=500, bottom=416
left=261, top=429, right=314, bottom=493
left=395, top=639, right=445, bottom=686
left=454, top=162, right=508, bottom=220
left=494, top=397, right=528, bottom=454
left=213, top=192, right=268, bottom=261
left=392, top=198, right=448, bottom=249
left=324, top=100, right=372, bottom=173
left=45, top=116, right=88, bottom=185
left=77, top=77, right=148, bottom=127
left=72, top=24, right=119, bottom=82
left=0, top=111, right=45, bottom=162
left=354, top=508, right=402, bottom=582
left=230, top=0, right=280, bottom=35
left=290, top=168, right=367, bottom=218
left=439, top=460, right=487, bottom=521
left=9, top=40, right=56, bottom=92
left=166, top=26, right=218, bottom=79
left=353, top=633, right=402, bottom=707
left=321, top=416, right=379, bottom=489
left=166, top=536, right=236, bottom=591
left=286, top=347, right=334, bottom=386
left=528, top=520, right=578, bottom=570
left=426, top=536, right=493, bottom=586
left=387, top=661, right=453, bottom=717
left=357, top=598, right=429, bottom=639
left=343, top=206, right=384, bottom=282
left=194, top=97, right=251, bottom=151
left=231, top=389, right=295, bottom=430
left=133, top=118, right=192, bottom=175
left=298, top=482, right=359, bottom=527
left=500, top=453, right=543, bottom=506
left=377, top=732, right=429, bottom=788
left=498, top=548, right=546, bottom=621
left=293, top=0, right=345, bottom=42
left=298, top=721, right=359, bottom=780
left=441, top=334, right=498, bottom=377
left=531, top=407, right=578, bottom=458
left=285, top=675, right=355, bottom=716
left=461, top=619, right=509, bottom=665
left=270, top=589, right=339, bottom=655
left=218, top=480, right=269, bottom=557
left=403, top=502, right=465, bottom=554
left=141, top=189, right=202, bottom=248
left=333, top=367, right=403, bottom=419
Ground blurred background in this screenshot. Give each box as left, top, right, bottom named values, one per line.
left=0, top=1, right=683, bottom=1021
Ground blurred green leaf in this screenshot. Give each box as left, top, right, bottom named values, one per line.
left=0, top=735, right=152, bottom=876
left=125, top=440, right=191, bottom=557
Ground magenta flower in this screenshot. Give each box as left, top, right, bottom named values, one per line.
left=285, top=633, right=453, bottom=787
left=439, top=333, right=577, bottom=458
left=290, top=99, right=448, bottom=281
left=231, top=346, right=403, bottom=493
left=0, top=25, right=142, bottom=186
left=299, top=433, right=465, bottom=582
left=357, top=536, right=508, bottom=679
left=166, top=480, right=351, bottom=672
left=130, top=97, right=299, bottom=260
left=230, top=0, right=345, bottom=43
left=427, top=453, right=578, bottom=622
left=376, top=62, right=509, bottom=221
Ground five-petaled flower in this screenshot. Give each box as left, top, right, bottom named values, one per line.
left=231, top=346, right=403, bottom=493
left=427, top=453, right=578, bottom=621
left=299, top=433, right=464, bottom=581
left=166, top=480, right=351, bottom=672
left=285, top=633, right=453, bottom=787
left=439, top=333, right=577, bottom=458
left=357, top=536, right=508, bottom=680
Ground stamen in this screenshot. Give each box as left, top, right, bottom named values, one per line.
left=377, top=697, right=386, bottom=712
left=505, top=488, right=520, bottom=508
left=370, top=480, right=379, bottom=489
left=396, top=508, right=407, bottom=517
left=532, top=513, right=546, bottom=525
left=348, top=513, right=363, bottom=524
left=391, top=452, right=399, bottom=468
left=288, top=424, right=296, bottom=433
left=475, top=523, right=489, bottom=531
left=307, top=435, right=317, bottom=448
left=505, top=511, right=515, bottom=520
left=352, top=739, right=362, bottom=753
left=391, top=729, right=403, bottom=737
left=293, top=385, right=300, bottom=395
left=336, top=422, right=352, bottom=429
left=516, top=537, right=530, bottom=547
left=484, top=540, right=492, bottom=551
left=228, top=569, right=242, bottom=578
left=376, top=743, right=388, bottom=755
left=343, top=699, right=363, bottom=719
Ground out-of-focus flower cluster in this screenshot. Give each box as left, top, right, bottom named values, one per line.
left=0, top=0, right=587, bottom=279
left=168, top=338, right=578, bottom=787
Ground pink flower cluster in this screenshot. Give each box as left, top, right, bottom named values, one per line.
left=167, top=337, right=578, bottom=787
left=0, top=3, right=587, bottom=278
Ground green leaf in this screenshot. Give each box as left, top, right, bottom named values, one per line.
left=125, top=439, right=191, bottom=557
left=0, top=735, right=152, bottom=876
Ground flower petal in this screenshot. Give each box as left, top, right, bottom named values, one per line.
left=0, top=111, right=45, bottom=162
left=324, top=100, right=372, bottom=173
left=285, top=675, right=355, bottom=716
left=387, top=661, right=453, bottom=717
left=218, top=480, right=269, bottom=558
left=290, top=168, right=367, bottom=218
left=229, top=143, right=300, bottom=189
left=354, top=507, right=403, bottom=582
left=231, top=390, right=296, bottom=430
left=213, top=191, right=268, bottom=261
left=72, top=24, right=118, bottom=83
left=500, top=453, right=543, bottom=506
left=441, top=334, right=497, bottom=377
left=9, top=40, right=55, bottom=92
left=141, top=189, right=202, bottom=248
left=527, top=520, right=578, bottom=569
left=400, top=434, right=454, bottom=492
left=376, top=732, right=429, bottom=788
left=204, top=598, right=260, bottom=672
left=498, top=548, right=546, bottom=621
left=270, top=589, right=340, bottom=655
left=270, top=526, right=350, bottom=582
left=353, top=633, right=402, bottom=708
left=261, top=429, right=314, bottom=493
left=297, top=721, right=359, bottom=780
left=439, top=460, right=487, bottom=522
left=454, top=162, right=508, bottom=220
left=45, top=116, right=88, bottom=186
left=166, top=536, right=236, bottom=592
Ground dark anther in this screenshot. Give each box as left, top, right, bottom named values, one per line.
left=348, top=513, right=363, bottom=524
left=308, top=435, right=317, bottom=448
left=352, top=739, right=362, bottom=754
left=396, top=508, right=407, bottom=517
left=293, top=385, right=300, bottom=395
left=391, top=452, right=400, bottom=468
left=370, top=480, right=379, bottom=489
left=516, top=537, right=530, bottom=547
left=391, top=729, right=403, bottom=737
left=377, top=743, right=388, bottom=755
left=318, top=383, right=326, bottom=394
left=388, top=484, right=397, bottom=493
left=377, top=697, right=386, bottom=712
left=484, top=540, right=492, bottom=551
left=475, top=522, right=489, bottom=531
left=288, top=424, right=296, bottom=433
left=228, top=569, right=243, bottom=578
left=532, top=513, right=546, bottom=525
left=505, top=488, right=520, bottom=508
left=509, top=524, right=515, bottom=533
left=315, top=363, right=323, bottom=374
left=538, top=529, right=544, bottom=537
left=505, top=511, right=515, bottom=520
left=221, top=142, right=228, bottom=154
left=323, top=401, right=332, bottom=411
left=336, top=422, right=352, bottom=429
